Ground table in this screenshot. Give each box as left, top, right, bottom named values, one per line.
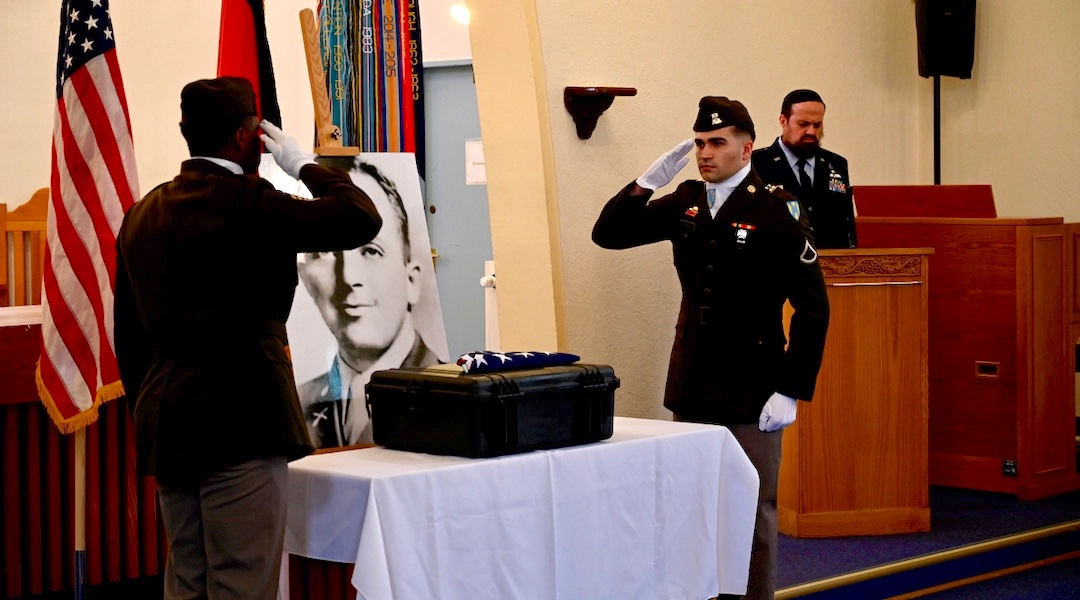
left=285, top=417, right=759, bottom=599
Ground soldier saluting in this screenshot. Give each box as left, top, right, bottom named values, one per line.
left=592, top=96, right=830, bottom=600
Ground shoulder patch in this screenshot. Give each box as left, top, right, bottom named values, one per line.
left=786, top=199, right=801, bottom=221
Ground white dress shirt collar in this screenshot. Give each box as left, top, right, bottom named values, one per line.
left=191, top=156, right=244, bottom=175
left=705, top=161, right=752, bottom=218
left=777, top=139, right=814, bottom=186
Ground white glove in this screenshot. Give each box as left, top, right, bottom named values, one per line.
left=758, top=392, right=797, bottom=432
left=635, top=138, right=694, bottom=191
left=259, top=119, right=317, bottom=179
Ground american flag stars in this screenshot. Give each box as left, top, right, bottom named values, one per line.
left=455, top=351, right=581, bottom=374
left=59, top=0, right=117, bottom=95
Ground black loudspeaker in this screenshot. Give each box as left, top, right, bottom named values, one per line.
left=915, top=0, right=977, bottom=79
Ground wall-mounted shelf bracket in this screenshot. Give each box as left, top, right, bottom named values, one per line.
left=563, top=87, right=637, bottom=139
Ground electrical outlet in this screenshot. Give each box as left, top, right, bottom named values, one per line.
left=1002, top=460, right=1017, bottom=477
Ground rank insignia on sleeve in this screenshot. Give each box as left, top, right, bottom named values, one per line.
left=786, top=199, right=801, bottom=221
left=685, top=206, right=700, bottom=217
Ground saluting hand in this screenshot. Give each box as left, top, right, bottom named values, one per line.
left=636, top=138, right=694, bottom=191
left=260, top=120, right=317, bottom=180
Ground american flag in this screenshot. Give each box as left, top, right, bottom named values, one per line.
left=456, top=351, right=581, bottom=374
left=37, top=0, right=139, bottom=433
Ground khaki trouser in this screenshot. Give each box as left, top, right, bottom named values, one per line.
left=676, top=416, right=783, bottom=600
left=158, top=456, right=288, bottom=600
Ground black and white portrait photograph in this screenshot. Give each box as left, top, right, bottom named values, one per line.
left=261, top=153, right=450, bottom=449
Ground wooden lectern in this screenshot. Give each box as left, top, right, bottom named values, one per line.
left=857, top=185, right=1080, bottom=500
left=779, top=248, right=933, bottom=538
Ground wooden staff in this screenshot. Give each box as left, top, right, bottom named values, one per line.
left=299, top=8, right=359, bottom=157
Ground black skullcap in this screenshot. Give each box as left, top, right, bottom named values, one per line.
left=180, top=76, right=257, bottom=129
left=781, top=89, right=825, bottom=115
left=693, top=96, right=755, bottom=140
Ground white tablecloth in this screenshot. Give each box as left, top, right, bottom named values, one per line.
left=285, top=417, right=759, bottom=599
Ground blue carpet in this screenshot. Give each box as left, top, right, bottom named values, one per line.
left=791, top=529, right=1080, bottom=599
left=921, top=555, right=1080, bottom=599
left=778, top=485, right=1080, bottom=588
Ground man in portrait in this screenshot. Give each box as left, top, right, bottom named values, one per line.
left=294, top=157, right=446, bottom=448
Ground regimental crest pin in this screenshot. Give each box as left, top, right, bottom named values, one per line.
left=711, top=112, right=722, bottom=126
left=786, top=199, right=801, bottom=221
left=685, top=205, right=700, bottom=217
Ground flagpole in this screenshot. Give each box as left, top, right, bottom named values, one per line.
left=74, top=427, right=87, bottom=600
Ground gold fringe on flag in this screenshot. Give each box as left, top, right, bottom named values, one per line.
left=35, top=361, right=126, bottom=434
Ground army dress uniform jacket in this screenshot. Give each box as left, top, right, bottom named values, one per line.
left=752, top=139, right=856, bottom=249
left=114, top=160, right=382, bottom=487
left=592, top=170, right=830, bottom=424
left=299, top=332, right=440, bottom=449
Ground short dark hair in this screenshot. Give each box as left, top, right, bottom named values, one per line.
left=729, top=126, right=754, bottom=142
left=180, top=115, right=257, bottom=157
left=353, top=159, right=411, bottom=262
left=781, top=89, right=825, bottom=117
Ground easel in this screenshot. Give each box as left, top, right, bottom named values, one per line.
left=299, top=8, right=359, bottom=158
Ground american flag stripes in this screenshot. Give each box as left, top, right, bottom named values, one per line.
left=38, top=0, right=139, bottom=432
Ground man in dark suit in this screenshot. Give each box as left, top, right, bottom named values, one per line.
left=296, top=158, right=441, bottom=449
left=752, top=89, right=856, bottom=249
left=114, top=77, right=382, bottom=600
left=592, top=96, right=830, bottom=599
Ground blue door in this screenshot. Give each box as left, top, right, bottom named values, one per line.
left=422, top=64, right=493, bottom=358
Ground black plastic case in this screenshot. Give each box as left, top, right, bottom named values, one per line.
left=365, top=364, right=619, bottom=457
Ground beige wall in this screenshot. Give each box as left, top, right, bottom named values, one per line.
left=4, top=2, right=1079, bottom=419
left=468, top=0, right=1080, bottom=419
left=1, top=1, right=318, bottom=209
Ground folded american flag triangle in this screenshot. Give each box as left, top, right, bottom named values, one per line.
left=456, top=351, right=581, bottom=374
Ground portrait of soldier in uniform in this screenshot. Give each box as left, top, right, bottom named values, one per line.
left=265, top=153, right=449, bottom=449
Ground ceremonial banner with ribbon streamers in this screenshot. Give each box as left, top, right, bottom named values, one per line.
left=315, top=0, right=425, bottom=166
left=358, top=0, right=379, bottom=151
left=39, top=0, right=139, bottom=432
left=319, top=0, right=355, bottom=146
left=406, top=0, right=426, bottom=179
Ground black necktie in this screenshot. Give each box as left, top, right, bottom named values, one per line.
left=796, top=158, right=812, bottom=192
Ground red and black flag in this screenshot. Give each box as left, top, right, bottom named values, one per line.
left=217, top=0, right=282, bottom=128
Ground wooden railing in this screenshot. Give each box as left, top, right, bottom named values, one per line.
left=1, top=188, right=47, bottom=308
